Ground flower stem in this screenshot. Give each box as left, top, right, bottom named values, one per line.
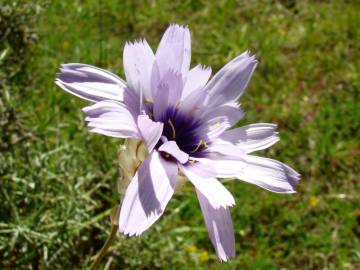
left=90, top=205, right=120, bottom=270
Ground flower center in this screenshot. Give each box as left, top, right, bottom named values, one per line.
left=153, top=107, right=208, bottom=156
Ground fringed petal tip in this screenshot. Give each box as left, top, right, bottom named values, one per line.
left=200, top=64, right=211, bottom=71
left=54, top=79, right=62, bottom=87
left=243, top=49, right=257, bottom=61
left=125, top=38, right=150, bottom=48
left=54, top=63, right=125, bottom=102
left=256, top=157, right=301, bottom=194
left=205, top=49, right=258, bottom=107
left=244, top=50, right=258, bottom=69
left=285, top=166, right=301, bottom=192
left=255, top=158, right=301, bottom=194
left=156, top=23, right=191, bottom=77
left=216, top=250, right=236, bottom=262
left=219, top=257, right=235, bottom=262
left=196, top=191, right=236, bottom=262
left=81, top=100, right=140, bottom=138
left=168, top=23, right=189, bottom=31
left=118, top=226, right=144, bottom=237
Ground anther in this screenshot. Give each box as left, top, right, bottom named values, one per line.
left=144, top=99, right=153, bottom=104
left=168, top=119, right=176, bottom=139
left=212, top=122, right=221, bottom=129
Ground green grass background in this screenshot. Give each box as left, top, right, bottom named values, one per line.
left=1, top=0, right=359, bottom=269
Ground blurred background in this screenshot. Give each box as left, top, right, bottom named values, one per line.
left=1, top=0, right=359, bottom=269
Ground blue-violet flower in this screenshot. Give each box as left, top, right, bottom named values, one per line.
left=55, top=24, right=300, bottom=261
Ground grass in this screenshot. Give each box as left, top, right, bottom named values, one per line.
left=1, top=0, right=359, bottom=269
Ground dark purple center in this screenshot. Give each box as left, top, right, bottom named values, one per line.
left=150, top=106, right=207, bottom=156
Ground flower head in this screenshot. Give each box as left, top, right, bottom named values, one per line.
left=55, top=24, right=300, bottom=261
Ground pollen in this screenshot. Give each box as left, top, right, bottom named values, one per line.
left=168, top=119, right=176, bottom=139
left=211, top=122, right=221, bottom=129
left=144, top=99, right=153, bottom=104
left=203, top=141, right=209, bottom=148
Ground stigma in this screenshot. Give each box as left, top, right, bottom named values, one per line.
left=190, top=139, right=209, bottom=153
left=168, top=119, right=176, bottom=139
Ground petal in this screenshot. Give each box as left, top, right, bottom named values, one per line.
left=158, top=141, right=189, bottom=164
left=196, top=190, right=235, bottom=262
left=123, top=86, right=141, bottom=118
left=201, top=102, right=245, bottom=128
left=205, top=51, right=257, bottom=106
left=123, top=39, right=155, bottom=100
left=162, top=70, right=183, bottom=105
left=182, top=65, right=211, bottom=98
left=153, top=83, right=170, bottom=120
left=220, top=123, right=279, bottom=153
left=137, top=114, right=163, bottom=152
left=83, top=100, right=139, bottom=138
left=156, top=24, right=191, bottom=77
left=179, top=88, right=208, bottom=116
left=207, top=122, right=230, bottom=141
left=204, top=143, right=246, bottom=159
left=211, top=155, right=300, bottom=193
left=119, top=151, right=178, bottom=236
left=198, top=118, right=230, bottom=141
left=153, top=70, right=183, bottom=120
left=180, top=162, right=235, bottom=209
left=55, top=63, right=125, bottom=102
left=88, top=128, right=137, bottom=138
left=196, top=104, right=244, bottom=143
left=150, top=60, right=161, bottom=99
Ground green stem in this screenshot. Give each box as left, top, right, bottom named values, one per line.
left=90, top=206, right=119, bottom=270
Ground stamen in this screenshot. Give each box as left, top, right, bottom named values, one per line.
left=190, top=139, right=208, bottom=153
left=168, top=119, right=176, bottom=139
left=203, top=141, right=209, bottom=148
left=144, top=99, right=153, bottom=104
left=212, top=122, right=221, bottom=129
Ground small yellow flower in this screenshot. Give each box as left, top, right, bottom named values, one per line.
left=62, top=40, right=69, bottom=49
left=185, top=245, right=198, bottom=254
left=309, top=196, right=319, bottom=207
left=199, top=251, right=209, bottom=262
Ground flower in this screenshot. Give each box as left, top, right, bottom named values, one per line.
left=55, top=24, right=300, bottom=261
left=308, top=195, right=319, bottom=207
